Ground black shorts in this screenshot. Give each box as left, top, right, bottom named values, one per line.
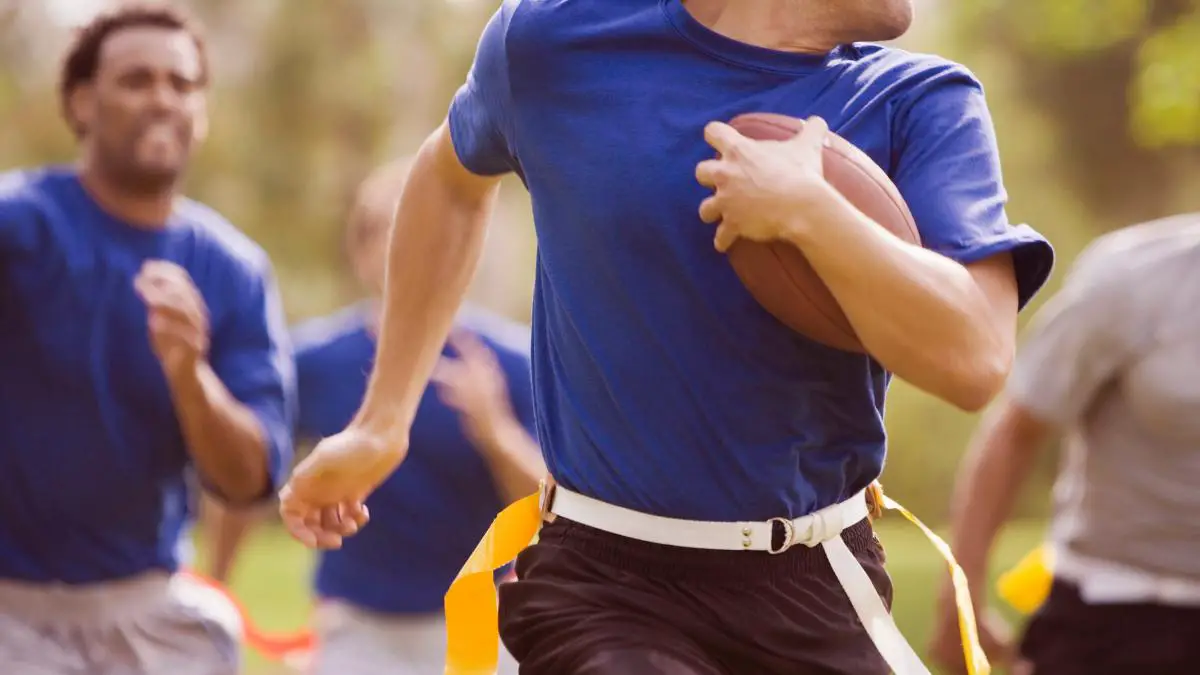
left=497, top=516, right=892, bottom=675
left=1018, top=579, right=1200, bottom=675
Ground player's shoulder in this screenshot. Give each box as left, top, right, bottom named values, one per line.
left=291, top=303, right=373, bottom=360
left=849, top=43, right=981, bottom=85
left=500, top=0, right=646, bottom=48
left=841, top=45, right=986, bottom=124
left=1069, top=213, right=1200, bottom=290
left=488, top=0, right=532, bottom=36
left=175, top=198, right=272, bottom=277
left=456, top=305, right=531, bottom=361
left=0, top=166, right=72, bottom=211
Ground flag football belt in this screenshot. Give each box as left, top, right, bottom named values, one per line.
left=444, top=479, right=989, bottom=675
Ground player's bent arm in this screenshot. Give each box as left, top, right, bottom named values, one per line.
left=199, top=493, right=266, bottom=584
left=473, top=419, right=546, bottom=503
left=931, top=397, right=1052, bottom=658
left=192, top=267, right=296, bottom=505
left=351, top=122, right=505, bottom=449
left=172, top=364, right=276, bottom=503
left=945, top=399, right=1053, bottom=592
left=790, top=191, right=1017, bottom=411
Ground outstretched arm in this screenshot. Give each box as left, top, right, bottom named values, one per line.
left=929, top=255, right=1139, bottom=672
left=353, top=125, right=503, bottom=445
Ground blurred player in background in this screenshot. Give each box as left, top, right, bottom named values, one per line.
left=0, top=6, right=293, bottom=674
left=931, top=213, right=1200, bottom=675
left=208, top=158, right=537, bottom=673
left=281, top=1, right=1054, bottom=673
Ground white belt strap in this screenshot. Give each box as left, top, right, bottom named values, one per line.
left=544, top=485, right=930, bottom=675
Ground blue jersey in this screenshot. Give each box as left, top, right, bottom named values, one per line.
left=295, top=304, right=536, bottom=615
left=0, top=167, right=294, bottom=584
left=448, top=0, right=1054, bottom=520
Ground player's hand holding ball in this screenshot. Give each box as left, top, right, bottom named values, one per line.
left=280, top=427, right=404, bottom=549
left=134, top=260, right=210, bottom=380
left=691, top=113, right=919, bottom=353
left=695, top=115, right=834, bottom=252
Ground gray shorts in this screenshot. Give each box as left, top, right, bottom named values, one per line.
left=0, top=572, right=242, bottom=675
left=308, top=599, right=519, bottom=675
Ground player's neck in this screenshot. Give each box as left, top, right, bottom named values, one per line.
left=76, top=155, right=177, bottom=230
left=681, top=0, right=841, bottom=54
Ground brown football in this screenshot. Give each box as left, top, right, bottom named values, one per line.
left=724, top=113, right=921, bottom=353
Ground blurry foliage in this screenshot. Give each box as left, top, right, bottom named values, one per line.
left=947, top=0, right=1200, bottom=229
left=1, top=0, right=1199, bottom=522
left=1002, top=0, right=1200, bottom=149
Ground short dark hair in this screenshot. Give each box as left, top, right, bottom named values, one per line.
left=59, top=3, right=210, bottom=137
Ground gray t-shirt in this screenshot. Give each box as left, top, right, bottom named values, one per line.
left=1008, top=213, right=1200, bottom=579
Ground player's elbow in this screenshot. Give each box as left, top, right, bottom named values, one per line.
left=946, top=346, right=1012, bottom=413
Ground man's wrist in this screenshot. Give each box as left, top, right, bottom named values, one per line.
left=348, top=398, right=412, bottom=453
left=469, top=414, right=523, bottom=459
left=164, top=357, right=208, bottom=397
left=781, top=180, right=850, bottom=249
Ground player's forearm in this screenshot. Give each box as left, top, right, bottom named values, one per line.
left=168, top=362, right=270, bottom=503
left=471, top=417, right=546, bottom=503
left=353, top=130, right=500, bottom=445
left=947, top=401, right=1046, bottom=600
left=200, top=494, right=263, bottom=584
left=789, top=189, right=1010, bottom=411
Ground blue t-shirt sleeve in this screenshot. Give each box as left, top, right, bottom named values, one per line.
left=447, top=1, right=520, bottom=176
left=890, top=68, right=1055, bottom=309
left=209, top=262, right=297, bottom=499
left=0, top=174, right=40, bottom=261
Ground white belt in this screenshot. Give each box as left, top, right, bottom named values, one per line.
left=1053, top=544, right=1200, bottom=606
left=542, top=483, right=930, bottom=675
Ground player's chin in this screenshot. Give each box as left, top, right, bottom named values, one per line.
left=129, top=158, right=186, bottom=190
left=858, top=3, right=914, bottom=42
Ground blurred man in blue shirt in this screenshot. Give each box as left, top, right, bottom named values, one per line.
left=0, top=6, right=293, bottom=674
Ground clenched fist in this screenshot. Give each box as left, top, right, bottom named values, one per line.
left=134, top=260, right=209, bottom=379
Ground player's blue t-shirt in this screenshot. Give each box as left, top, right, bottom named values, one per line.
left=295, top=303, right=535, bottom=615
left=0, top=166, right=295, bottom=584
left=448, top=0, right=1055, bottom=521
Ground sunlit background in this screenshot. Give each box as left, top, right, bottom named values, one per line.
left=2, top=1, right=1199, bottom=672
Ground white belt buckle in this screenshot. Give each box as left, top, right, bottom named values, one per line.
left=766, top=517, right=796, bottom=555
left=538, top=478, right=557, bottom=522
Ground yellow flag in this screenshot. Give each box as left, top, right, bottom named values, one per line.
left=881, top=494, right=991, bottom=675
left=996, top=543, right=1054, bottom=616
left=445, top=483, right=991, bottom=675
left=443, top=492, right=542, bottom=675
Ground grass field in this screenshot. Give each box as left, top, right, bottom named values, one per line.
left=201, top=519, right=1047, bottom=675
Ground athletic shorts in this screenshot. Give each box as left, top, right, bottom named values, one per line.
left=1018, top=579, right=1200, bottom=675
left=0, top=571, right=242, bottom=675
left=309, top=599, right=519, bottom=675
left=498, top=516, right=892, bottom=674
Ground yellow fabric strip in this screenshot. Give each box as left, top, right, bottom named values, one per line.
left=444, top=485, right=992, bottom=675
left=996, top=543, right=1054, bottom=615
left=881, top=494, right=991, bottom=675
left=443, top=492, right=542, bottom=675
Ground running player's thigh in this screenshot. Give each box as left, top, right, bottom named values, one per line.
left=123, top=574, right=243, bottom=675
left=573, top=645, right=727, bottom=675
left=498, top=546, right=726, bottom=674
left=511, top=614, right=726, bottom=675
left=310, top=600, right=447, bottom=675
left=0, top=611, right=88, bottom=675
